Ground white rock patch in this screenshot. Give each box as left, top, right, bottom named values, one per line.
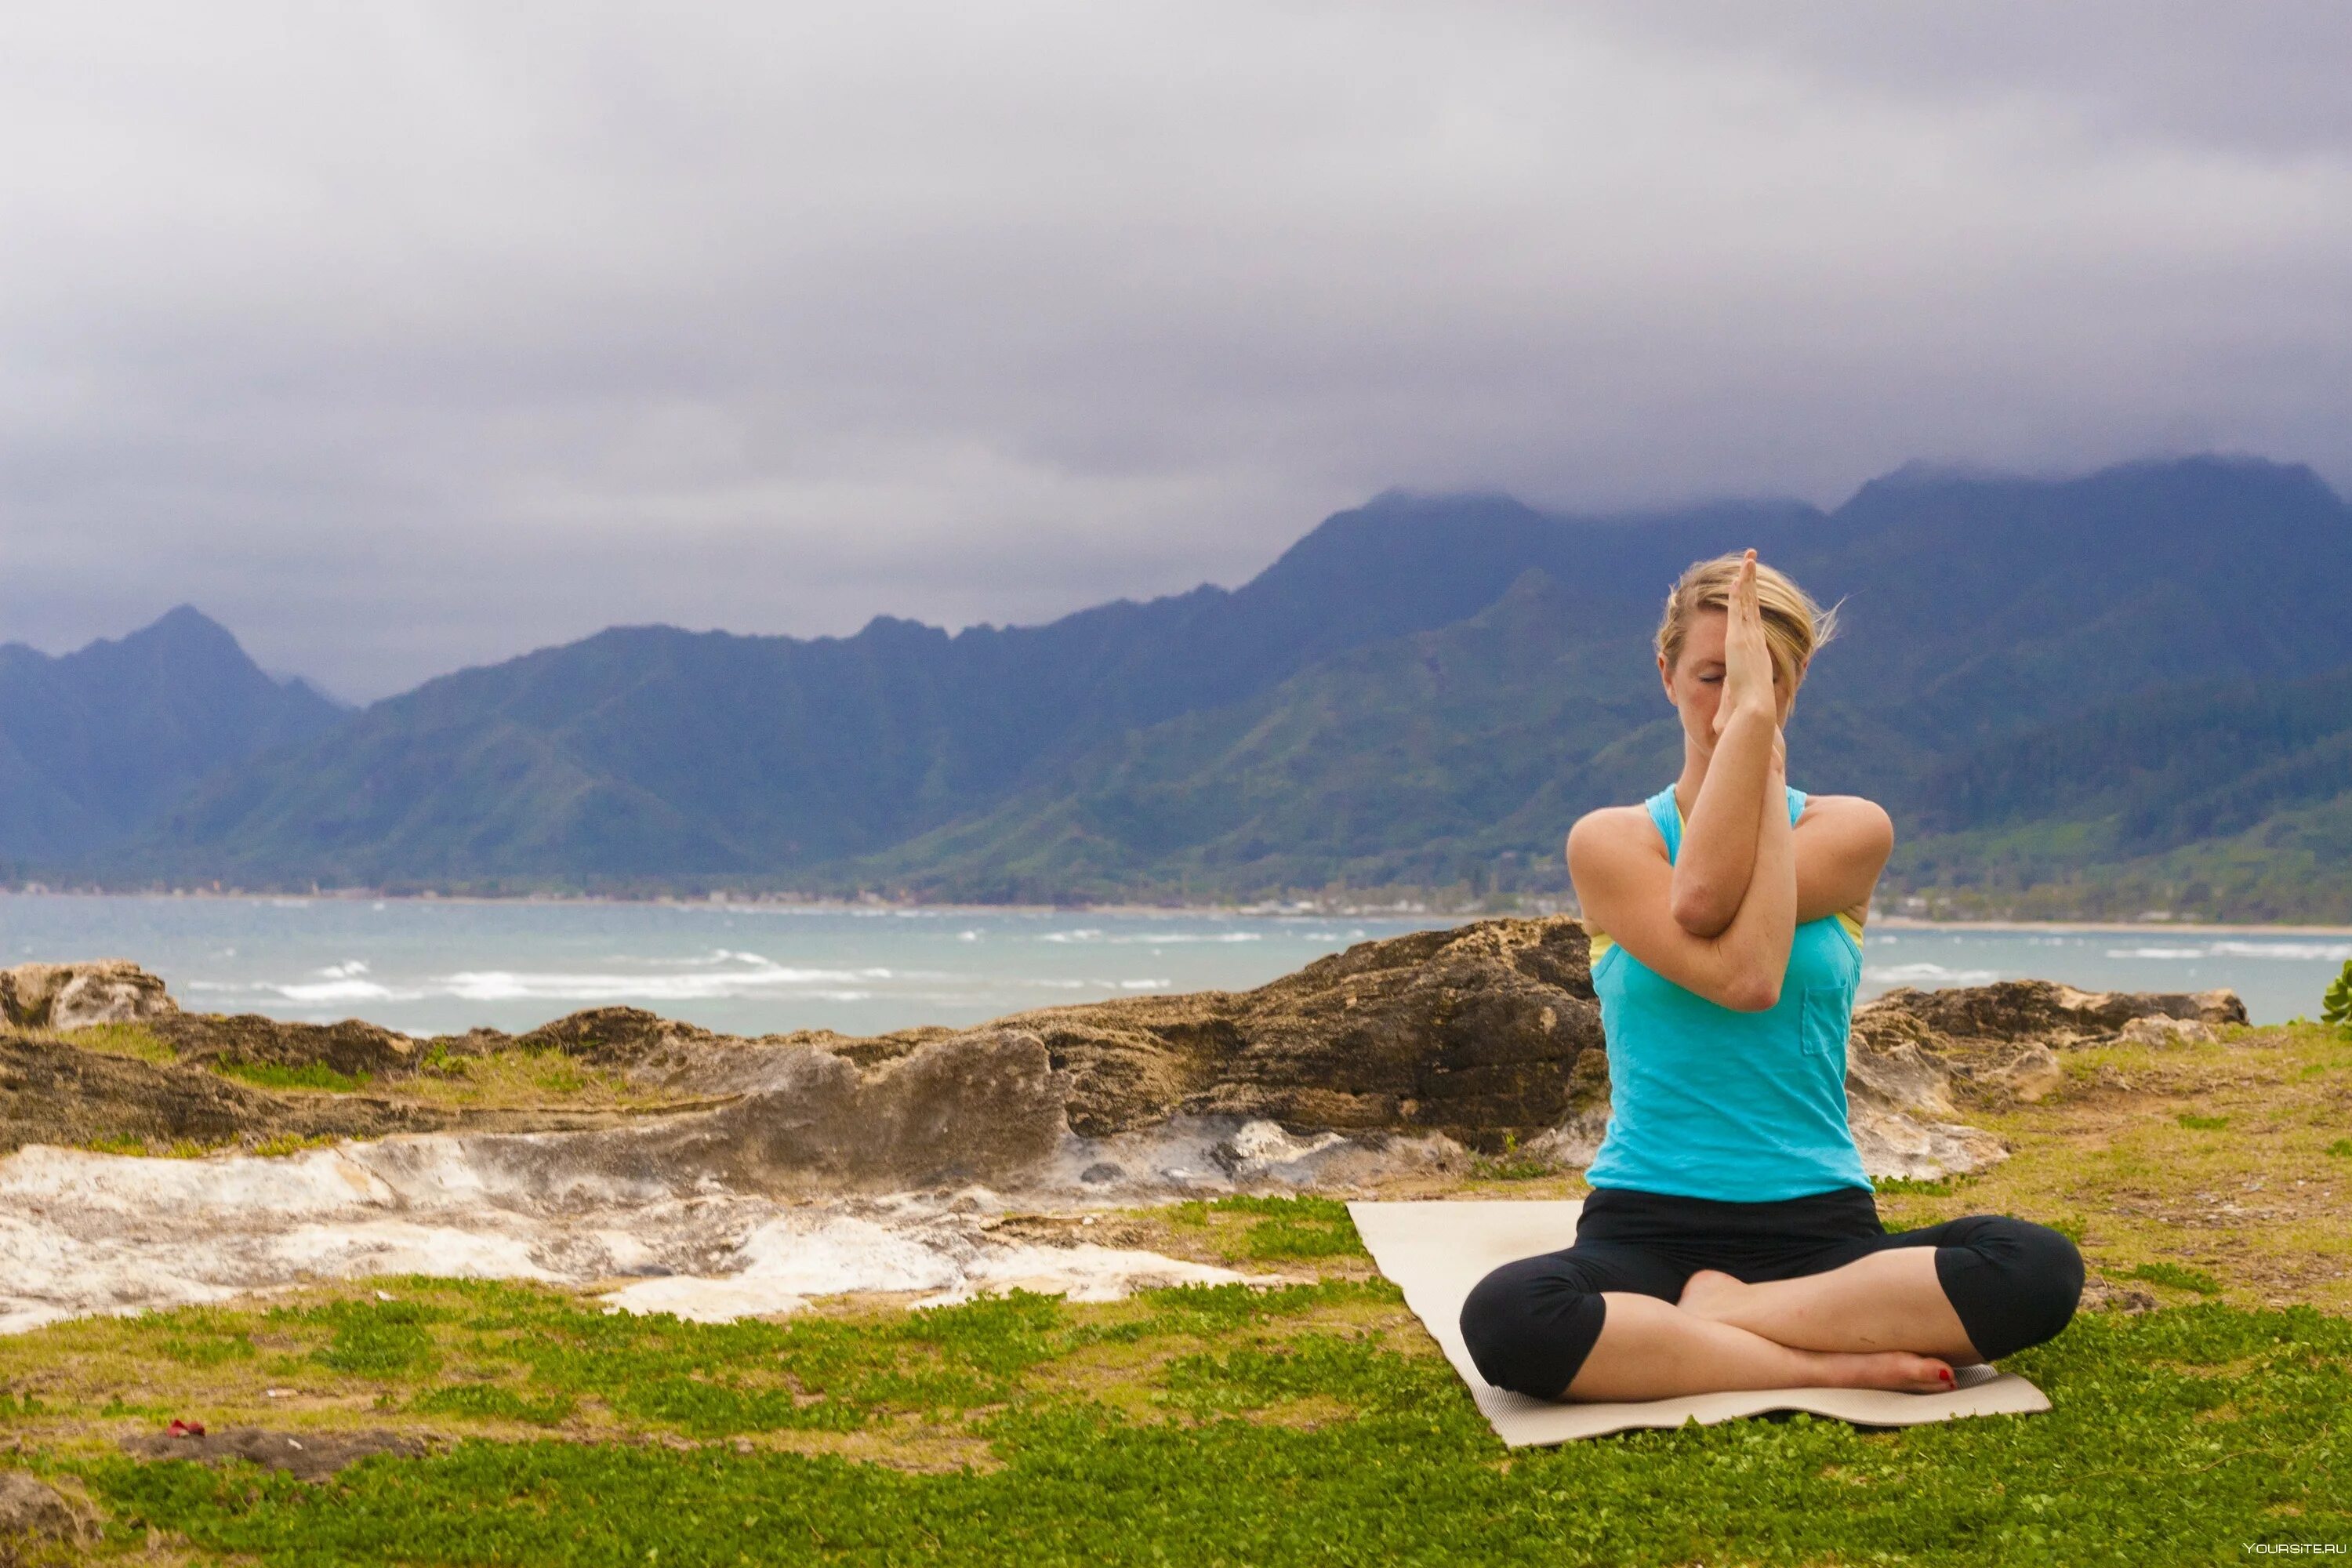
left=0, top=1135, right=1262, bottom=1334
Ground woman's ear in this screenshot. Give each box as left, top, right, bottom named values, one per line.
left=1657, top=652, right=1675, bottom=704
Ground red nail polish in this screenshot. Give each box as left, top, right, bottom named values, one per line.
left=1939, top=1368, right=1953, bottom=1384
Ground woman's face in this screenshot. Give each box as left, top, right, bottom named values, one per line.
left=1657, top=608, right=1798, bottom=741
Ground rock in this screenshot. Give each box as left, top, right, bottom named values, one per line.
left=1977, top=1044, right=2067, bottom=1104
left=2079, top=1276, right=2158, bottom=1314
left=0, top=1032, right=453, bottom=1156
left=1846, top=1037, right=1957, bottom=1119
left=1841, top=1033, right=2008, bottom=1178
left=2119, top=1015, right=2216, bottom=1047
left=1850, top=978, right=2245, bottom=1113
left=0, top=960, right=179, bottom=1029
left=1846, top=1110, right=2010, bottom=1183
left=1857, top=979, right=2244, bottom=1051
left=151, top=1013, right=423, bottom=1078
left=935, top=916, right=1604, bottom=1149
left=452, top=1027, right=1071, bottom=1194
left=0, top=1469, right=98, bottom=1548
left=118, top=1426, right=430, bottom=1482
left=5, top=928, right=2254, bottom=1195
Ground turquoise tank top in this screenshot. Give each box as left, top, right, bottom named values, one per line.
left=1581, top=783, right=1873, bottom=1202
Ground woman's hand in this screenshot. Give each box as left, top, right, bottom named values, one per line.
left=1712, top=550, right=1777, bottom=737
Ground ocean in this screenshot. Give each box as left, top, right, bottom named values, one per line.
left=4, top=894, right=2346, bottom=1034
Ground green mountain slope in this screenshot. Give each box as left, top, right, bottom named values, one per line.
left=0, top=608, right=344, bottom=865
left=40, top=454, right=2352, bottom=918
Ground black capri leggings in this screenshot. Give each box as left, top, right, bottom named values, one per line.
left=1459, top=1185, right=2085, bottom=1401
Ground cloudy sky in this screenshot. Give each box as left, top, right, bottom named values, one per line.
left=5, top=2, right=2348, bottom=700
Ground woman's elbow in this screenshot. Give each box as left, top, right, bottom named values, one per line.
left=1719, top=974, right=1782, bottom=1013
left=1669, top=887, right=1735, bottom=937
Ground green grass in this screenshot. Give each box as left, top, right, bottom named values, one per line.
left=2327, top=1138, right=2352, bottom=1160
left=2129, top=1261, right=2225, bottom=1297
left=1161, top=1195, right=1369, bottom=1261
left=38, top=1293, right=2350, bottom=1566
left=1873, top=1175, right=1958, bottom=1197
left=2176, top=1112, right=2230, bottom=1131
left=213, top=1060, right=373, bottom=1093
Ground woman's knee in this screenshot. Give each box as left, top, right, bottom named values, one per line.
left=1459, top=1254, right=1609, bottom=1400
left=1938, top=1215, right=2085, bottom=1359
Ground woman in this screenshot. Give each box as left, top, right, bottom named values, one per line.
left=1459, top=550, right=2083, bottom=1403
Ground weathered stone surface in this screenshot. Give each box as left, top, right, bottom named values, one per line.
left=953, top=916, right=1602, bottom=1147
left=1978, top=1044, right=2067, bottom=1104
left=0, top=960, right=178, bottom=1029
left=151, top=1012, right=424, bottom=1077
left=0, top=1468, right=97, bottom=1547
left=2119, top=1014, right=2217, bottom=1047
left=559, top=1028, right=1072, bottom=1192
left=0, top=933, right=2252, bottom=1191
left=2080, top=1275, right=2159, bottom=1314
left=1849, top=978, right=2245, bottom=1113
left=0, top=1033, right=437, bottom=1155
left=118, top=1426, right=431, bottom=1481
left=1857, top=978, right=2244, bottom=1053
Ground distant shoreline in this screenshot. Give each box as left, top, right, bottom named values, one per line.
left=1871, top=915, right=2352, bottom=938
left=6, top=887, right=2352, bottom=935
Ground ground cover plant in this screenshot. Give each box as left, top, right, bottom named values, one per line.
left=1, top=1018, right=2346, bottom=1563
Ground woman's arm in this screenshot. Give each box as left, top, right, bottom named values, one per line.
left=1793, top=795, right=1895, bottom=924
left=1571, top=722, right=1796, bottom=1011
left=1669, top=728, right=1781, bottom=936
left=1668, top=552, right=1780, bottom=937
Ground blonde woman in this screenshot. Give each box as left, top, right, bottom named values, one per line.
left=1459, top=550, right=2082, bottom=1403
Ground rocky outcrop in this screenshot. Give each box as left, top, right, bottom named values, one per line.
left=1850, top=978, right=2247, bottom=1109
left=118, top=1427, right=432, bottom=1482
left=0, top=1469, right=98, bottom=1548
left=0, top=960, right=178, bottom=1030
left=0, top=1032, right=448, bottom=1154
left=2, top=928, right=2252, bottom=1189
left=965, top=917, right=1602, bottom=1144
left=493, top=1029, right=1072, bottom=1195
left=1854, top=978, right=2242, bottom=1051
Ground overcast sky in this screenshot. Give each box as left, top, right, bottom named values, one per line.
left=4, top=2, right=2348, bottom=700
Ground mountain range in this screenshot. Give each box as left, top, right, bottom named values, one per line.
left=7, top=454, right=2351, bottom=920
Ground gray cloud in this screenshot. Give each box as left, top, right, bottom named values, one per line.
left=2, top=1, right=2347, bottom=699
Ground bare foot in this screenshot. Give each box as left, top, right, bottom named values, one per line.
left=1676, top=1268, right=1748, bottom=1320
left=1824, top=1350, right=1956, bottom=1394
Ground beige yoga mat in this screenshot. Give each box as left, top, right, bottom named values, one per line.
left=1348, top=1200, right=2051, bottom=1446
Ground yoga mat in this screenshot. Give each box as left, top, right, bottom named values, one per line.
left=1348, top=1200, right=2051, bottom=1446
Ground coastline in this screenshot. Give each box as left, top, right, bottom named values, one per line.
left=1871, top=915, right=2352, bottom=938
left=7, top=887, right=2352, bottom=935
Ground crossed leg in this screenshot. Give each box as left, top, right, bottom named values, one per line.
left=1461, top=1214, right=2078, bottom=1404
left=1675, top=1249, right=1985, bottom=1363
left=1563, top=1287, right=1958, bottom=1401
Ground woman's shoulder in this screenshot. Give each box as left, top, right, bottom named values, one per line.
left=1566, top=802, right=1669, bottom=860
left=1794, top=792, right=1894, bottom=842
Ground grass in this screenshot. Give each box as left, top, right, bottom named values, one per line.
left=56, top=1022, right=179, bottom=1065
left=1466, top=1132, right=1558, bottom=1182
left=3, top=1018, right=2350, bottom=1562
left=397, top=1047, right=662, bottom=1111
left=211, top=1062, right=373, bottom=1094
left=1160, top=1196, right=1370, bottom=1263
left=0, top=1275, right=2338, bottom=1565
left=2129, top=1261, right=2224, bottom=1297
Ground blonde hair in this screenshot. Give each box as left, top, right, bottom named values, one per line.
left=1654, top=554, right=1840, bottom=692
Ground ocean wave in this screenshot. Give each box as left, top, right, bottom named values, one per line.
left=1039, top=929, right=1261, bottom=946
left=2105, top=947, right=2210, bottom=960
left=1864, top=963, right=2001, bottom=985
left=437, top=964, right=891, bottom=1002
left=2208, top=940, right=2352, bottom=962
